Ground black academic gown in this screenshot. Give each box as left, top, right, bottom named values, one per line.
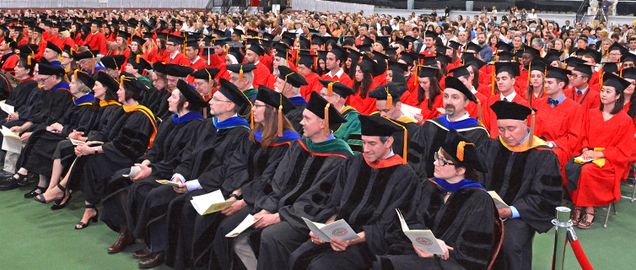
left=477, top=137, right=563, bottom=270
left=101, top=114, right=204, bottom=232
left=209, top=138, right=353, bottom=270
left=165, top=136, right=296, bottom=269
left=1, top=78, right=38, bottom=127
left=392, top=118, right=426, bottom=179
left=288, top=154, right=420, bottom=270
left=375, top=180, right=500, bottom=270
left=19, top=97, right=99, bottom=176
left=78, top=108, right=156, bottom=205
left=26, top=84, right=74, bottom=132
left=129, top=119, right=249, bottom=255
left=286, top=105, right=305, bottom=133
left=420, top=116, right=490, bottom=179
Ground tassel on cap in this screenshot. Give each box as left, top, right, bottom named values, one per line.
left=136, top=54, right=141, bottom=64
left=239, top=65, right=244, bottom=80
left=529, top=109, right=536, bottom=145
left=27, top=55, right=32, bottom=66
left=323, top=103, right=330, bottom=136
left=491, top=70, right=496, bottom=96
left=277, top=94, right=284, bottom=137
left=327, top=81, right=335, bottom=97
left=413, top=65, right=418, bottom=87
left=456, top=141, right=474, bottom=162
left=183, top=34, right=187, bottom=55
left=476, top=98, right=483, bottom=126
left=385, top=86, right=393, bottom=110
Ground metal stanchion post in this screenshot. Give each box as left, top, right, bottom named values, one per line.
left=552, top=206, right=572, bottom=270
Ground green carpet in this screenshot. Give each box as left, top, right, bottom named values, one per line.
left=1, top=184, right=635, bottom=269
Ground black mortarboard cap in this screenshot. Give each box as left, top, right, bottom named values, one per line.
left=177, top=79, right=208, bottom=108
left=297, top=52, right=316, bottom=68
left=46, top=41, right=62, bottom=54
left=545, top=66, right=571, bottom=82
left=418, top=65, right=440, bottom=79
left=490, top=100, right=532, bottom=120
left=247, top=43, right=265, bottom=56
left=153, top=62, right=167, bottom=74
left=621, top=53, right=636, bottom=63
left=329, top=46, right=346, bottom=59
left=93, top=71, right=119, bottom=95
left=375, top=36, right=389, bottom=48
left=100, top=55, right=126, bottom=70
left=449, top=65, right=470, bottom=78
left=305, top=91, right=346, bottom=124
left=369, top=82, right=407, bottom=101
left=440, top=129, right=485, bottom=172
left=572, top=63, right=593, bottom=76
left=388, top=60, right=408, bottom=74
left=256, top=86, right=296, bottom=114
left=603, top=71, right=631, bottom=92
left=278, top=65, right=308, bottom=87
left=190, top=67, right=220, bottom=81
left=359, top=114, right=403, bottom=137
left=165, top=63, right=194, bottom=77
left=424, top=30, right=437, bottom=39
left=73, top=70, right=95, bottom=89
left=495, top=61, right=519, bottom=77
left=445, top=76, right=476, bottom=102
left=576, top=48, right=601, bottom=63
left=38, top=63, right=65, bottom=76
left=319, top=79, right=354, bottom=98
left=226, top=63, right=256, bottom=74
left=622, top=67, right=636, bottom=80
left=218, top=78, right=251, bottom=111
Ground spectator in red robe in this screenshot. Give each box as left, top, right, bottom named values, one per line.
left=482, top=62, right=530, bottom=138
left=83, top=20, right=108, bottom=56
left=320, top=46, right=353, bottom=88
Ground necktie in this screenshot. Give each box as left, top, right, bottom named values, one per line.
left=576, top=90, right=583, bottom=95
left=502, top=98, right=509, bottom=102
left=547, top=98, right=559, bottom=106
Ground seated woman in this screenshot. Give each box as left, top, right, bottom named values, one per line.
left=165, top=86, right=301, bottom=269
left=72, top=75, right=158, bottom=230
left=21, top=70, right=98, bottom=199
left=401, top=66, right=443, bottom=122
left=348, top=56, right=377, bottom=115
left=569, top=72, right=635, bottom=229
left=374, top=130, right=500, bottom=270
left=102, top=79, right=207, bottom=254
left=34, top=72, right=123, bottom=209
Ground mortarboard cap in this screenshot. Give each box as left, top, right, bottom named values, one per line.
left=165, top=64, right=194, bottom=78
left=319, top=79, right=354, bottom=98
left=278, top=66, right=308, bottom=88
left=495, top=61, right=519, bottom=77
left=176, top=79, right=208, bottom=108
left=440, top=129, right=485, bottom=172
left=603, top=71, right=631, bottom=92
left=490, top=100, right=532, bottom=121
left=445, top=75, right=476, bottom=102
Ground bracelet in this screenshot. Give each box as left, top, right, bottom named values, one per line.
left=229, top=194, right=243, bottom=200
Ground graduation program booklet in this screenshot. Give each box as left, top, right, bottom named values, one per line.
left=1, top=126, right=22, bottom=153
left=401, top=104, right=422, bottom=120
left=301, top=217, right=359, bottom=242
left=70, top=139, right=104, bottom=146
left=0, top=101, right=14, bottom=114
left=190, top=190, right=235, bottom=216
left=396, top=209, right=443, bottom=255
left=155, top=179, right=181, bottom=187
left=487, top=191, right=510, bottom=209
left=225, top=214, right=257, bottom=238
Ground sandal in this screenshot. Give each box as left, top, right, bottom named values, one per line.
left=24, top=185, right=47, bottom=199
left=75, top=204, right=99, bottom=230
left=571, top=207, right=582, bottom=226
left=50, top=191, right=73, bottom=210
left=577, top=210, right=595, bottom=229
left=33, top=183, right=66, bottom=204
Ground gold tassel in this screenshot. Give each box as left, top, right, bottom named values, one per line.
left=327, top=81, right=334, bottom=96
left=183, top=34, right=187, bottom=55
left=619, top=63, right=623, bottom=77
left=323, top=103, right=330, bottom=137
left=205, top=68, right=213, bottom=86
left=386, top=86, right=393, bottom=110
left=73, top=69, right=78, bottom=80
left=413, top=65, right=418, bottom=87
left=599, top=72, right=603, bottom=87
left=27, top=55, right=32, bottom=66
left=136, top=54, right=141, bottom=64
left=529, top=109, right=535, bottom=146
left=120, top=75, right=125, bottom=86
left=277, top=95, right=283, bottom=137
left=456, top=141, right=474, bottom=162
left=527, top=62, right=531, bottom=82
left=239, top=65, right=244, bottom=80
left=250, top=109, right=254, bottom=129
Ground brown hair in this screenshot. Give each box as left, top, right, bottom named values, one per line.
left=249, top=104, right=296, bottom=148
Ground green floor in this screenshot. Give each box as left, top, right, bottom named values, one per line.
left=1, top=184, right=635, bottom=270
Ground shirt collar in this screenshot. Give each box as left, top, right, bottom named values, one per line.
left=575, top=85, right=588, bottom=94
left=446, top=112, right=470, bottom=122
left=329, top=68, right=344, bottom=78
left=500, top=91, right=517, bottom=101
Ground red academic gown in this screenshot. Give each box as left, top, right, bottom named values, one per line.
left=166, top=52, right=190, bottom=66
left=252, top=61, right=274, bottom=89
left=534, top=97, right=584, bottom=170
left=527, top=92, right=545, bottom=110
left=400, top=90, right=443, bottom=121
left=84, top=31, right=108, bottom=55
left=482, top=94, right=530, bottom=138
left=564, top=84, right=601, bottom=111
left=0, top=53, right=19, bottom=73
left=571, top=109, right=635, bottom=206
left=189, top=57, right=208, bottom=70
left=300, top=72, right=322, bottom=100
left=347, top=80, right=381, bottom=115
left=320, top=70, right=353, bottom=89
left=466, top=90, right=488, bottom=119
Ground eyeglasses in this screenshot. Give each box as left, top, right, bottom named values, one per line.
left=433, top=152, right=455, bottom=166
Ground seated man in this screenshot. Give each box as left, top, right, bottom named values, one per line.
left=478, top=101, right=563, bottom=270
left=288, top=114, right=420, bottom=270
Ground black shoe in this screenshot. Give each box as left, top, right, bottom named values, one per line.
left=138, top=252, right=164, bottom=269
left=17, top=173, right=35, bottom=187
left=0, top=177, right=21, bottom=191
left=24, top=186, right=46, bottom=198
left=0, top=171, right=13, bottom=179
left=75, top=204, right=99, bottom=230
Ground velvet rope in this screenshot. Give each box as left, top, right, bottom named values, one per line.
left=568, top=239, right=594, bottom=270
